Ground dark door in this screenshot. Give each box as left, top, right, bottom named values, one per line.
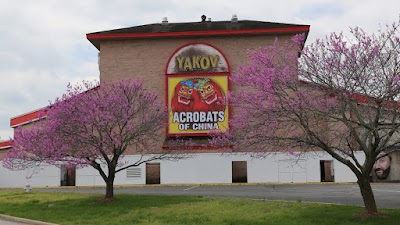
left=232, top=161, right=247, bottom=183
left=146, top=163, right=160, bottom=184
left=60, top=167, right=76, bottom=186
left=320, top=160, right=334, bottom=182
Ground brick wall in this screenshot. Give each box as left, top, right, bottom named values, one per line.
left=99, top=35, right=294, bottom=93
left=99, top=34, right=296, bottom=153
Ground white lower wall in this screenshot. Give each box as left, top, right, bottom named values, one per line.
left=0, top=162, right=60, bottom=188
left=161, top=154, right=233, bottom=184
left=0, top=151, right=363, bottom=188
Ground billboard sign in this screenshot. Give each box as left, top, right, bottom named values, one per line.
left=166, top=43, right=230, bottom=136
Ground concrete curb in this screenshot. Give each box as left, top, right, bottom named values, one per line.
left=0, top=214, right=58, bottom=225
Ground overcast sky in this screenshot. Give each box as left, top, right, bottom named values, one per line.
left=0, top=0, right=399, bottom=140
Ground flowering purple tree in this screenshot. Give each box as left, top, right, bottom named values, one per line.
left=4, top=80, right=187, bottom=199
left=214, top=20, right=400, bottom=214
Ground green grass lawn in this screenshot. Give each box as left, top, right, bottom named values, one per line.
left=0, top=190, right=399, bottom=225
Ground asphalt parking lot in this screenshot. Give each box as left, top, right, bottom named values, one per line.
left=37, top=183, right=400, bottom=208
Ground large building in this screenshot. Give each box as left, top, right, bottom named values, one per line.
left=1, top=16, right=373, bottom=188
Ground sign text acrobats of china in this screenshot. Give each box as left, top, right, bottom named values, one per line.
left=166, top=43, right=230, bottom=137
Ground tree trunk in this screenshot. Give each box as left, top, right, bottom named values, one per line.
left=105, top=178, right=115, bottom=199
left=357, top=176, right=378, bottom=214
left=104, top=161, right=118, bottom=199
left=105, top=167, right=116, bottom=199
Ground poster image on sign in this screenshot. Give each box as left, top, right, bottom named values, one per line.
left=168, top=76, right=228, bottom=135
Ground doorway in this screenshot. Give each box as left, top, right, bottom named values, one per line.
left=232, top=161, right=248, bottom=183
left=146, top=163, right=160, bottom=184
left=60, top=167, right=76, bottom=186
left=320, top=160, right=334, bottom=182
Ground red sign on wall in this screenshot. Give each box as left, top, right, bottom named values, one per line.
left=166, top=43, right=230, bottom=137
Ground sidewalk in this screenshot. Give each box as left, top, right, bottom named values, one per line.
left=0, top=214, right=58, bottom=225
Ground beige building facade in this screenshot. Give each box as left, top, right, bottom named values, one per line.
left=1, top=18, right=376, bottom=187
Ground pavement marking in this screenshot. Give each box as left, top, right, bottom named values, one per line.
left=184, top=186, right=199, bottom=191
left=372, top=188, right=400, bottom=193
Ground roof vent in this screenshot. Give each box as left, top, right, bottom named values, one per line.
left=208, top=18, right=212, bottom=22
left=201, top=15, right=206, bottom=22
left=231, top=14, right=238, bottom=23
left=162, top=17, right=168, bottom=25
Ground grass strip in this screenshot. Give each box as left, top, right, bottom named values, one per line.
left=0, top=190, right=399, bottom=225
